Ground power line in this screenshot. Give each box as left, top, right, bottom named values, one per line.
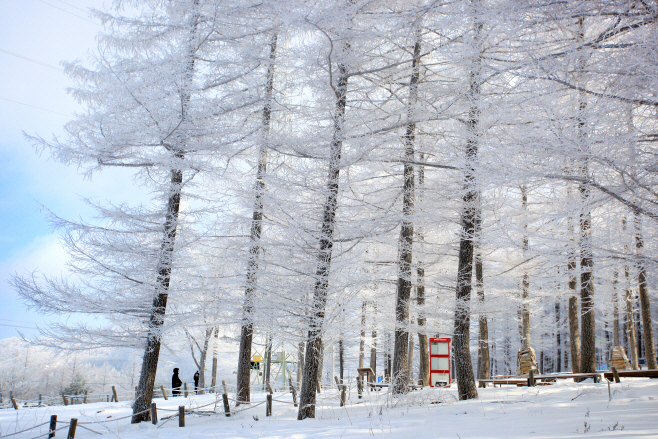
left=0, top=318, right=39, bottom=325
left=0, top=48, right=63, bottom=72
left=0, top=323, right=37, bottom=329
left=37, top=0, right=99, bottom=25
left=50, top=0, right=89, bottom=14
left=0, top=96, right=72, bottom=117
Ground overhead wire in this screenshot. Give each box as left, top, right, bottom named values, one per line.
left=37, top=0, right=99, bottom=25
left=0, top=96, right=71, bottom=117
left=0, top=48, right=63, bottom=72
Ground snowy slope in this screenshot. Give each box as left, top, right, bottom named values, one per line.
left=1, top=378, right=657, bottom=438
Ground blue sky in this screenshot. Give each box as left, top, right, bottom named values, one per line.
left=0, top=0, right=133, bottom=339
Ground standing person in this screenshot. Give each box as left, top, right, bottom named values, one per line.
left=193, top=371, right=200, bottom=394
left=172, top=368, right=182, bottom=397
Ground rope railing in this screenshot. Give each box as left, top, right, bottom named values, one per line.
left=2, top=382, right=307, bottom=435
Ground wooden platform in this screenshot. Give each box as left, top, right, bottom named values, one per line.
left=480, top=369, right=658, bottom=387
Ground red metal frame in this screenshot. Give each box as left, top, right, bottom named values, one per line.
left=429, top=337, right=451, bottom=388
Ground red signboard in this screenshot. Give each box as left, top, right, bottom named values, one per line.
left=429, top=338, right=451, bottom=387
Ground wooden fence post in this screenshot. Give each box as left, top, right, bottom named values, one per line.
left=111, top=386, right=119, bottom=403
left=160, top=385, right=169, bottom=401
left=62, top=392, right=68, bottom=406
left=83, top=391, right=88, bottom=404
left=184, top=382, right=188, bottom=398
left=611, top=366, right=621, bottom=383
left=11, top=395, right=18, bottom=410
left=266, top=394, right=272, bottom=417
left=340, top=386, right=346, bottom=407
left=67, top=418, right=77, bottom=439
left=48, top=415, right=57, bottom=439
left=289, top=378, right=298, bottom=407
left=528, top=370, right=535, bottom=387
left=222, top=380, right=231, bottom=417
left=151, top=403, right=158, bottom=425
left=39, top=394, right=42, bottom=407
left=178, top=406, right=185, bottom=427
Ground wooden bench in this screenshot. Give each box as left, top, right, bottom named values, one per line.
left=479, top=372, right=604, bottom=387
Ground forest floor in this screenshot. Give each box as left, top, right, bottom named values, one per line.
left=1, top=377, right=657, bottom=438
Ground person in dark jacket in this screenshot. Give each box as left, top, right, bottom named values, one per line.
left=193, top=371, right=200, bottom=394
left=172, top=368, right=182, bottom=397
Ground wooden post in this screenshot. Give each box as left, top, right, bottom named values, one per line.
left=611, top=366, right=621, bottom=383
left=334, top=376, right=341, bottom=388
left=528, top=370, right=535, bottom=387
left=11, top=395, right=18, bottom=410
left=289, top=378, right=298, bottom=407
left=111, top=386, right=119, bottom=402
left=62, top=392, right=68, bottom=406
left=48, top=415, right=57, bottom=439
left=83, top=391, right=88, bottom=404
left=39, top=394, right=42, bottom=407
left=178, top=406, right=185, bottom=427
left=151, top=403, right=158, bottom=424
left=160, top=385, right=168, bottom=401
left=266, top=382, right=273, bottom=395
left=266, top=393, right=272, bottom=417
left=67, top=418, right=77, bottom=439
left=184, top=382, right=188, bottom=398
left=357, top=376, right=363, bottom=399
left=340, top=386, right=346, bottom=407
left=222, top=380, right=231, bottom=417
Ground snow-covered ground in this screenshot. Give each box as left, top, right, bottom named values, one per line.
left=2, top=378, right=657, bottom=438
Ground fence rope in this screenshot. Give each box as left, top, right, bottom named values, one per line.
left=0, top=421, right=50, bottom=438
left=26, top=425, right=68, bottom=439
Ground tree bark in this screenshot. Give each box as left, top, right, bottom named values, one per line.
left=476, top=248, right=489, bottom=386
left=623, top=217, right=639, bottom=369
left=452, top=4, right=481, bottom=400
left=358, top=301, right=366, bottom=391
left=132, top=166, right=183, bottom=423
left=211, top=327, right=218, bottom=391
left=297, top=57, right=348, bottom=420
left=370, top=302, right=378, bottom=376
left=236, top=33, right=278, bottom=406
left=612, top=271, right=620, bottom=347
left=520, top=186, right=530, bottom=349
left=635, top=214, right=657, bottom=369
left=391, top=22, right=421, bottom=396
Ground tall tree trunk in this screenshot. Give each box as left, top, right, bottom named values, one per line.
left=131, top=2, right=201, bottom=422
left=236, top=33, right=278, bottom=406
left=520, top=186, right=530, bottom=349
left=370, top=303, right=378, bottom=375
left=574, top=15, right=596, bottom=375
left=476, top=247, right=489, bottom=386
left=358, top=301, right=366, bottom=391
left=408, top=337, right=414, bottom=383
left=391, top=22, right=421, bottom=396
left=452, top=3, right=481, bottom=400
left=265, top=334, right=273, bottom=385
left=132, top=166, right=183, bottom=423
left=635, top=214, right=657, bottom=369
left=555, top=301, right=562, bottom=372
left=211, top=327, right=219, bottom=391
left=297, top=56, right=348, bottom=420
left=297, top=342, right=304, bottom=389
left=417, top=228, right=429, bottom=386
left=567, top=203, right=581, bottom=373
left=622, top=217, right=639, bottom=369
left=612, top=270, right=620, bottom=347
left=339, top=338, right=344, bottom=382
